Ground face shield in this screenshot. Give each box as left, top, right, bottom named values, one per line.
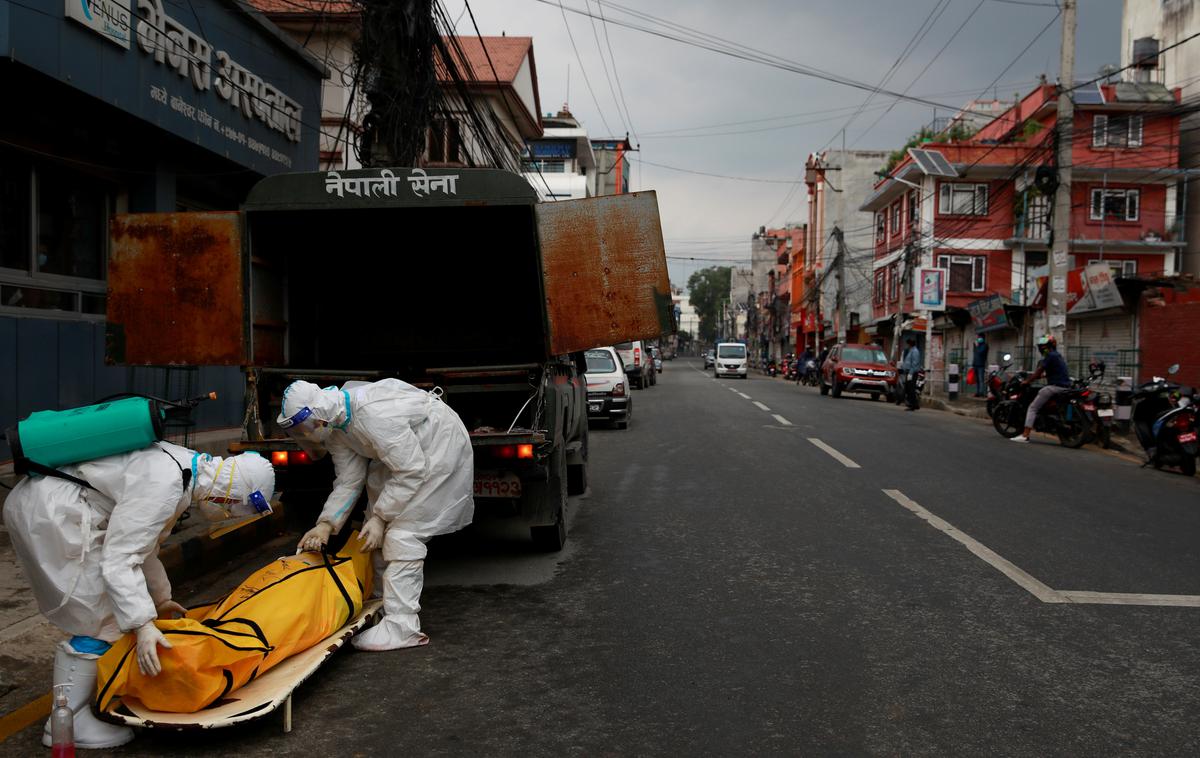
left=194, top=454, right=276, bottom=533
left=278, top=405, right=332, bottom=457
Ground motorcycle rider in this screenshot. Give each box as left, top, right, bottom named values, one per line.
left=1011, top=334, right=1073, bottom=443
left=795, top=346, right=813, bottom=385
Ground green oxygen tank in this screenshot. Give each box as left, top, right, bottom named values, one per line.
left=6, top=397, right=165, bottom=473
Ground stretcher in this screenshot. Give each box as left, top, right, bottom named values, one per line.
left=98, top=598, right=382, bottom=732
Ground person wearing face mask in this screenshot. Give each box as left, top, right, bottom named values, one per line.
left=2, top=442, right=274, bottom=748
left=278, top=378, right=473, bottom=652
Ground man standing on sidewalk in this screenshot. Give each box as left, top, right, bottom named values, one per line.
left=972, top=335, right=989, bottom=398
left=902, top=338, right=922, bottom=411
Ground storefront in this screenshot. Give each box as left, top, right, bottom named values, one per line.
left=0, top=0, right=324, bottom=458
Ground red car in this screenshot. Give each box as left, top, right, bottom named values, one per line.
left=819, top=343, right=898, bottom=401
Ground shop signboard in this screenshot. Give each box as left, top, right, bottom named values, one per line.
left=1068, top=263, right=1124, bottom=315
left=65, top=0, right=132, bottom=48
left=6, top=0, right=322, bottom=173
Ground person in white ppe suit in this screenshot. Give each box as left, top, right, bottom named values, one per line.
left=278, top=378, right=473, bottom=651
left=2, top=443, right=274, bottom=749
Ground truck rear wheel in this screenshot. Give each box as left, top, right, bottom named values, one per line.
left=530, top=470, right=568, bottom=552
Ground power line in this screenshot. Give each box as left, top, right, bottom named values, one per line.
left=556, top=0, right=616, bottom=135
left=583, top=0, right=629, bottom=137
left=638, top=158, right=801, bottom=184
left=594, top=0, right=639, bottom=145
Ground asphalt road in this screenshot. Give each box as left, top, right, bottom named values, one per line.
left=7, top=358, right=1200, bottom=756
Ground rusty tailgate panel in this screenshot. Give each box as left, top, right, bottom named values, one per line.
left=107, top=213, right=247, bottom=366
left=536, top=192, right=671, bottom=356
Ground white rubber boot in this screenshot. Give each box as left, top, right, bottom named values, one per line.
left=42, top=643, right=134, bottom=749
left=353, top=560, right=429, bottom=651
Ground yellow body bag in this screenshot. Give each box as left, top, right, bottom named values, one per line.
left=97, top=541, right=372, bottom=713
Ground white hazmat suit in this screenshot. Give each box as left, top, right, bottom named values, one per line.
left=279, top=379, right=474, bottom=651
left=2, top=442, right=274, bottom=748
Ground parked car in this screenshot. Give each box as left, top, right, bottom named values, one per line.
left=649, top=345, right=664, bottom=373
left=615, top=340, right=652, bottom=389
left=703, top=350, right=716, bottom=369
left=584, top=347, right=631, bottom=429
left=819, top=343, right=898, bottom=401
left=714, top=342, right=748, bottom=379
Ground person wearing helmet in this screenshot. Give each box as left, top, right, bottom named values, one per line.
left=1011, top=334, right=1072, bottom=442
left=278, top=378, right=473, bottom=652
left=2, top=443, right=274, bottom=748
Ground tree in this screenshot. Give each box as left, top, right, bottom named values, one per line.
left=687, top=266, right=731, bottom=344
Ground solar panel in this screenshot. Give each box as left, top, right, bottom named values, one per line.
left=909, top=148, right=958, bottom=178
left=1073, top=81, right=1105, bottom=105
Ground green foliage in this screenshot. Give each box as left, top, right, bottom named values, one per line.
left=1015, top=119, right=1044, bottom=142
left=686, top=266, right=732, bottom=343
left=881, top=123, right=978, bottom=174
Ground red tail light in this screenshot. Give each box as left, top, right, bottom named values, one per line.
left=613, top=382, right=625, bottom=397
left=271, top=451, right=289, bottom=466
left=634, top=347, right=641, bottom=366
left=517, top=444, right=535, bottom=459
left=1174, top=414, right=1194, bottom=431
left=493, top=445, right=516, bottom=459
left=290, top=451, right=311, bottom=465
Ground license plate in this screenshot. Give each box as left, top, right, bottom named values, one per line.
left=473, top=472, right=523, bottom=499
left=1097, top=408, right=1114, bottom=417
left=1180, top=431, right=1198, bottom=444
left=589, top=402, right=602, bottom=413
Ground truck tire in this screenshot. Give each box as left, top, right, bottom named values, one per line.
left=567, top=427, right=588, bottom=496
left=530, top=469, right=568, bottom=552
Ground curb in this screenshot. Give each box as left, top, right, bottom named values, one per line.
left=923, top=397, right=1142, bottom=457
left=159, top=504, right=290, bottom=585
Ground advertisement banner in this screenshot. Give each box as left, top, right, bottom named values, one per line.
left=1068, top=263, right=1125, bottom=315
left=967, top=294, right=1008, bottom=332
left=916, top=267, right=948, bottom=310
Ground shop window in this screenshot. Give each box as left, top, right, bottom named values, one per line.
left=1, top=153, right=30, bottom=272
left=937, top=254, right=986, bottom=292
left=1087, top=259, right=1137, bottom=278
left=1092, top=114, right=1143, bottom=148
left=0, top=153, right=108, bottom=318
left=427, top=118, right=462, bottom=164
left=1089, top=188, right=1139, bottom=221
left=37, top=168, right=106, bottom=280
left=938, top=182, right=988, bottom=216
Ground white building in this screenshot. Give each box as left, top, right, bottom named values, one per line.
left=523, top=109, right=597, bottom=201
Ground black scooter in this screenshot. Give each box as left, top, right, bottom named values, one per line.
left=1131, top=364, right=1197, bottom=477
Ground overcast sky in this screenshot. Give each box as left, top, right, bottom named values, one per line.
left=448, top=0, right=1124, bottom=289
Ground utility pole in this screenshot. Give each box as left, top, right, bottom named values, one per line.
left=890, top=243, right=917, bottom=363
left=833, top=226, right=848, bottom=343
left=1048, top=0, right=1076, bottom=347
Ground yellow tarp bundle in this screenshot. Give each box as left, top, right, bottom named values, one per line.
left=96, top=540, right=373, bottom=713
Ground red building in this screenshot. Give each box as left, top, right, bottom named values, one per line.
left=861, top=80, right=1184, bottom=379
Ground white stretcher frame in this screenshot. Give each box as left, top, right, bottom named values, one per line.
left=98, top=599, right=383, bottom=732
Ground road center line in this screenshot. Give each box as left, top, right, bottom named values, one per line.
left=882, top=489, right=1063, bottom=603
left=753, top=401, right=771, bottom=412
left=772, top=414, right=792, bottom=426
left=736, top=392, right=751, bottom=400
left=807, top=438, right=861, bottom=468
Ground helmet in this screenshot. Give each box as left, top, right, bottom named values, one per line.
left=1036, top=334, right=1057, bottom=354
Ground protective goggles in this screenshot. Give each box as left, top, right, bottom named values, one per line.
left=278, top=406, right=314, bottom=430
left=207, top=489, right=272, bottom=514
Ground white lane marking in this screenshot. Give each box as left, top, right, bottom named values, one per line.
left=736, top=392, right=751, bottom=400
left=729, top=387, right=739, bottom=393
left=1057, top=591, right=1200, bottom=607
left=772, top=414, right=792, bottom=426
left=807, top=438, right=861, bottom=469
left=881, top=490, right=1200, bottom=608
left=753, top=401, right=771, bottom=412
left=882, top=489, right=1062, bottom=603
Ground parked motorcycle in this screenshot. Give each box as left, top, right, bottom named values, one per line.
left=985, top=353, right=1016, bottom=418
left=783, top=354, right=796, bottom=381
left=767, top=360, right=778, bottom=377
left=1080, top=361, right=1114, bottom=449
left=991, top=379, right=1090, bottom=447
left=1131, top=364, right=1197, bottom=477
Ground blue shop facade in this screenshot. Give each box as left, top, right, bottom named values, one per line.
left=0, top=0, right=324, bottom=458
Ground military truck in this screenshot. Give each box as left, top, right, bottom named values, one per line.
left=104, top=167, right=670, bottom=550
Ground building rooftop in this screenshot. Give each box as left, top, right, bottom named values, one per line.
left=439, top=36, right=534, bottom=84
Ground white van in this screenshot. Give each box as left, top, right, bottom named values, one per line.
left=714, top=342, right=748, bottom=379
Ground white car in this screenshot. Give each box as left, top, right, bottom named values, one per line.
left=584, top=347, right=632, bottom=429
left=714, top=342, right=748, bottom=379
